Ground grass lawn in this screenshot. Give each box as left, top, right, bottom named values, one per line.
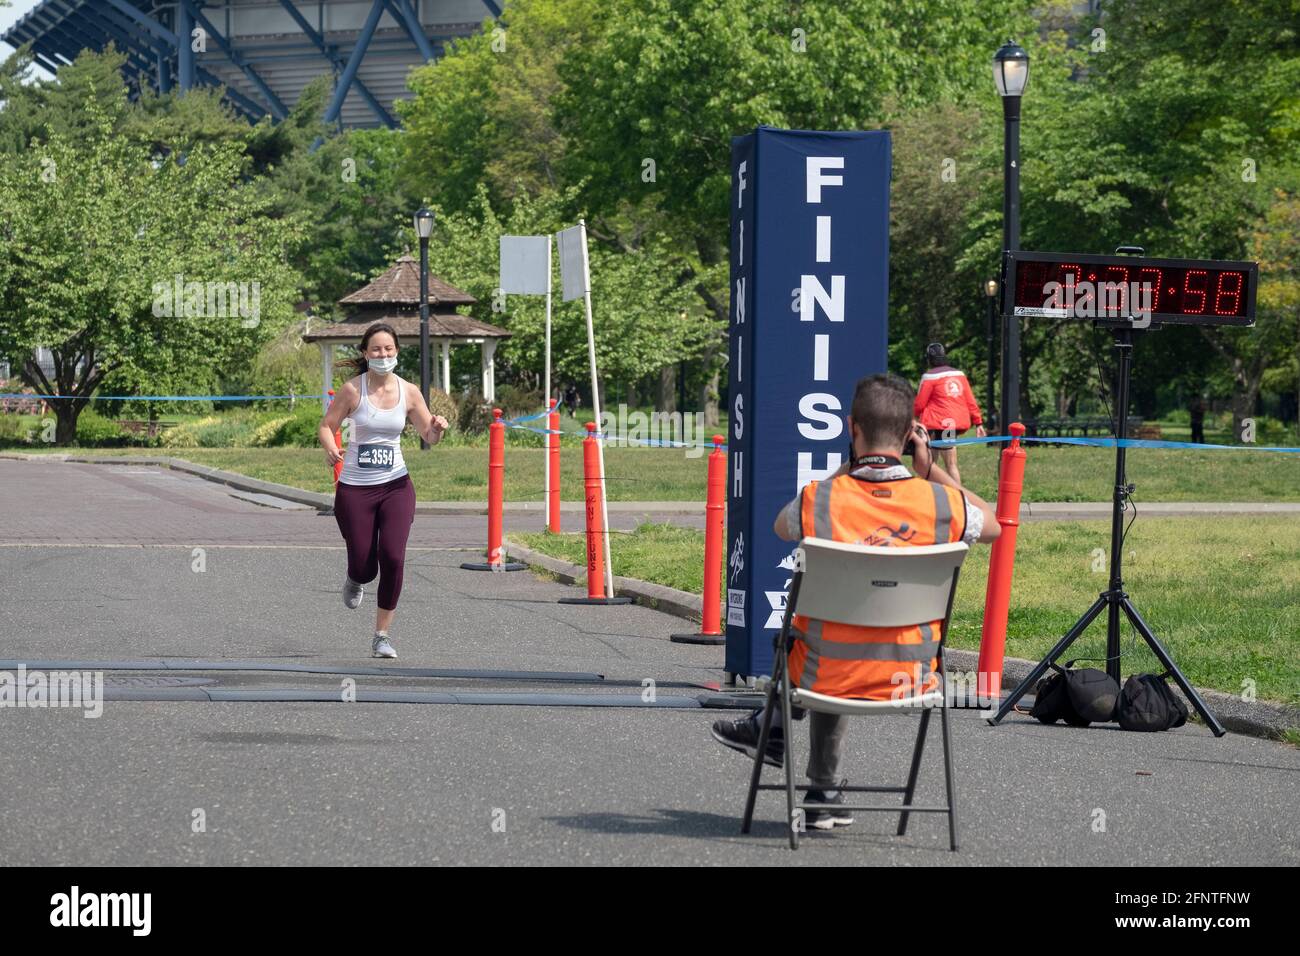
left=514, top=516, right=1300, bottom=706
left=15, top=441, right=1300, bottom=503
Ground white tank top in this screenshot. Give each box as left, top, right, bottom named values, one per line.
left=338, top=373, right=409, bottom=486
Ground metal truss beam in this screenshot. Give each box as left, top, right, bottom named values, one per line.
left=384, top=0, right=435, bottom=62
left=181, top=0, right=286, bottom=119
left=91, top=1, right=266, bottom=120
left=275, top=0, right=394, bottom=128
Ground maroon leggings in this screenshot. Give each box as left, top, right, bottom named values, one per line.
left=333, top=474, right=416, bottom=610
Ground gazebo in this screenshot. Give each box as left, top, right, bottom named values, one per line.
left=304, top=255, right=511, bottom=410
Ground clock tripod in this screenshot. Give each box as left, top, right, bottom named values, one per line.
left=987, top=324, right=1226, bottom=736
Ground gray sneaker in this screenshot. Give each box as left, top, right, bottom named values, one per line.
left=805, top=782, right=855, bottom=830
left=343, top=576, right=364, bottom=609
left=372, top=634, right=397, bottom=659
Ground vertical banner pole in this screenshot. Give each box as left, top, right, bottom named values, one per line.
left=725, top=128, right=892, bottom=683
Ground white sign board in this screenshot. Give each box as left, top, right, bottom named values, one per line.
left=499, top=235, right=550, bottom=295
left=556, top=224, right=589, bottom=302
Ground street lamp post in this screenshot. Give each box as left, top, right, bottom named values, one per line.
left=994, top=40, right=1029, bottom=435
left=414, top=207, right=435, bottom=450
left=985, top=278, right=999, bottom=429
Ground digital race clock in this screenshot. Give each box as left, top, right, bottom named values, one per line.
left=1004, top=251, right=1257, bottom=328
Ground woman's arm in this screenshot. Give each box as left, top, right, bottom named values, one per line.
left=318, top=381, right=357, bottom=467
left=405, top=382, right=449, bottom=445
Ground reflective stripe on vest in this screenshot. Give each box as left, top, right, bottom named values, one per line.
left=813, top=477, right=834, bottom=538
left=789, top=474, right=962, bottom=700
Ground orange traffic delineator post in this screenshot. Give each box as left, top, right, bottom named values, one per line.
left=461, top=408, right=526, bottom=572
left=671, top=435, right=727, bottom=644
left=327, top=389, right=343, bottom=485
left=977, top=421, right=1027, bottom=705
left=547, top=399, right=561, bottom=533
left=559, top=422, right=631, bottom=605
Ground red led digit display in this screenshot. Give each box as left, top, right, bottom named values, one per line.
left=1006, top=252, right=1256, bottom=328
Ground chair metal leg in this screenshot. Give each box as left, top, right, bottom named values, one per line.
left=780, top=665, right=799, bottom=850
left=940, top=696, right=959, bottom=852
left=896, top=708, right=932, bottom=836
left=741, top=671, right=782, bottom=835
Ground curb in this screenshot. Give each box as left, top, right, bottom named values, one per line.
left=502, top=537, right=705, bottom=621
left=501, top=536, right=1299, bottom=742
left=0, top=453, right=706, bottom=515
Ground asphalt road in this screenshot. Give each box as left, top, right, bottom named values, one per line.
left=1, top=457, right=1296, bottom=865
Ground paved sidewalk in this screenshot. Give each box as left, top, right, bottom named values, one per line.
left=0, top=456, right=1296, bottom=865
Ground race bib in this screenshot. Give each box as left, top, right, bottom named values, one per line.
left=356, top=443, right=395, bottom=470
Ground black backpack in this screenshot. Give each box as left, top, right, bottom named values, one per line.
left=1030, top=662, right=1119, bottom=726
left=1117, top=673, right=1189, bottom=732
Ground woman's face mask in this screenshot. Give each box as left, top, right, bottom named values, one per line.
left=368, top=356, right=398, bottom=375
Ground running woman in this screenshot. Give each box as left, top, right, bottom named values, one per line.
left=318, top=323, right=449, bottom=658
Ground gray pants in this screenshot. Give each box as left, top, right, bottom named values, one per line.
left=769, top=705, right=849, bottom=790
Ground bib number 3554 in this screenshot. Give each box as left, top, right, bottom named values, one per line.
left=357, top=444, right=395, bottom=469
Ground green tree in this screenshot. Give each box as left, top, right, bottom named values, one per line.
left=397, top=0, right=600, bottom=213
left=0, top=90, right=302, bottom=443
left=554, top=0, right=1036, bottom=421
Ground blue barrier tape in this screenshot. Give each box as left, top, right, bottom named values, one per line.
left=502, top=408, right=553, bottom=426
left=0, top=393, right=325, bottom=401
left=929, top=434, right=1300, bottom=453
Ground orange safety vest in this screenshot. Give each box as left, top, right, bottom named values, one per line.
left=788, top=471, right=966, bottom=701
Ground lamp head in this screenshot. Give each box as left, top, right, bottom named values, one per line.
left=414, top=207, right=435, bottom=240
left=993, top=41, right=1029, bottom=97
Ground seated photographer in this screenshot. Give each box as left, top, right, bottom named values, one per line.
left=711, top=373, right=1000, bottom=830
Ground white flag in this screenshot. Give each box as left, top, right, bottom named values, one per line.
left=556, top=224, right=589, bottom=302
left=499, top=235, right=550, bottom=295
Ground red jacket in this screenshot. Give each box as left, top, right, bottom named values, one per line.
left=914, top=366, right=982, bottom=432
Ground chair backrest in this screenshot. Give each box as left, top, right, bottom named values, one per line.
left=792, top=537, right=968, bottom=629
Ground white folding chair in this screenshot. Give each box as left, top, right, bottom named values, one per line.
left=740, top=537, right=968, bottom=851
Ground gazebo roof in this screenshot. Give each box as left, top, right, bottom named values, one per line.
left=303, top=312, right=510, bottom=343
left=338, top=255, right=477, bottom=307
left=304, top=254, right=509, bottom=343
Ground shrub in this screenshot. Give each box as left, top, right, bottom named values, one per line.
left=195, top=419, right=255, bottom=447
left=250, top=415, right=296, bottom=447
left=0, top=415, right=28, bottom=445
left=427, top=387, right=459, bottom=431
left=270, top=404, right=327, bottom=447
left=457, top=390, right=493, bottom=434
left=494, top=385, right=543, bottom=420
left=161, top=416, right=220, bottom=448
left=75, top=410, right=130, bottom=447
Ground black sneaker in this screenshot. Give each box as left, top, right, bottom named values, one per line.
left=710, top=710, right=784, bottom=768
left=804, top=782, right=854, bottom=830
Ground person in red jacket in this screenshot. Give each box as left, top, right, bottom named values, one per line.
left=914, top=343, right=985, bottom=485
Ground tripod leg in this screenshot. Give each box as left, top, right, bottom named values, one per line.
left=1120, top=598, right=1227, bottom=737
left=1106, top=594, right=1123, bottom=686
left=988, top=595, right=1109, bottom=725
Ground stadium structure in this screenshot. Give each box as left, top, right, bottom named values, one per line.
left=0, top=0, right=498, bottom=128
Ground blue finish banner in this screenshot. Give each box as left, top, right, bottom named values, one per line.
left=725, top=126, right=892, bottom=682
